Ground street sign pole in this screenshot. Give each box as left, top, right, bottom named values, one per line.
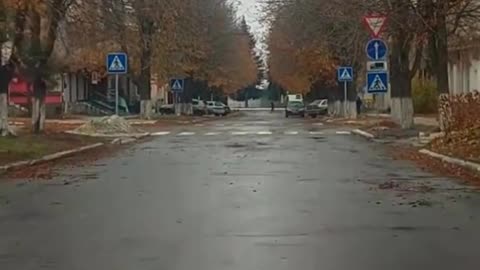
left=337, top=66, right=353, bottom=117
left=344, top=81, right=348, bottom=117
left=115, top=74, right=119, bottom=115
left=107, top=52, right=128, bottom=116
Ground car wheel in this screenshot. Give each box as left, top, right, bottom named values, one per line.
left=311, top=114, right=317, bottom=118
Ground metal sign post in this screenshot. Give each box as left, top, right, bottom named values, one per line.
left=337, top=67, right=354, bottom=117
left=106, top=52, right=128, bottom=115
left=343, top=81, right=348, bottom=117
left=115, top=74, right=119, bottom=115
left=170, top=78, right=184, bottom=116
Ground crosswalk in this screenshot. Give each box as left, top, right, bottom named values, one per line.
left=150, top=130, right=352, bottom=137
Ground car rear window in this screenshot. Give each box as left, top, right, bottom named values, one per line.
left=288, top=101, right=304, bottom=107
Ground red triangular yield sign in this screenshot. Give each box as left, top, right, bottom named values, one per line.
left=363, top=15, right=387, bottom=38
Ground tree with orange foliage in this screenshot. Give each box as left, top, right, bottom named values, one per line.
left=267, top=0, right=360, bottom=117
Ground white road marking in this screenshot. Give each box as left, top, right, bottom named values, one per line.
left=151, top=131, right=171, bottom=136
left=309, top=131, right=324, bottom=135
left=232, top=131, right=249, bottom=135
left=257, top=131, right=273, bottom=135
left=284, top=131, right=299, bottom=135
left=336, top=131, right=352, bottom=135
left=177, top=132, right=195, bottom=136
left=205, top=132, right=220, bottom=136
left=194, top=123, right=204, bottom=127
left=313, top=122, right=324, bottom=126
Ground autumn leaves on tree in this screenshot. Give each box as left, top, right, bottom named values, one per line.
left=0, top=0, right=259, bottom=130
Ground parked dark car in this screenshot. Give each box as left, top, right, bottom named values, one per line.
left=285, top=100, right=305, bottom=118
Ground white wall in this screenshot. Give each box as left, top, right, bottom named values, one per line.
left=470, top=59, right=480, bottom=91
left=448, top=51, right=480, bottom=94
left=227, top=97, right=262, bottom=108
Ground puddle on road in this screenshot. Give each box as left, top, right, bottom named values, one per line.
left=225, top=143, right=247, bottom=148
left=296, top=178, right=323, bottom=182
left=256, top=142, right=270, bottom=146
left=390, top=226, right=419, bottom=231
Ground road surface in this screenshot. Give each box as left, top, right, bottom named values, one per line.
left=1, top=111, right=479, bottom=270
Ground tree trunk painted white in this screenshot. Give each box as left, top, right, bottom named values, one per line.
left=0, top=93, right=12, bottom=136
left=181, top=103, right=193, bottom=115
left=174, top=103, right=181, bottom=116
left=32, top=97, right=46, bottom=133
left=346, top=101, right=357, bottom=119
left=174, top=103, right=193, bottom=115
left=327, top=100, right=335, bottom=116
left=334, top=100, right=341, bottom=116
left=391, top=97, right=414, bottom=129
left=40, top=100, right=45, bottom=131
left=140, top=100, right=152, bottom=119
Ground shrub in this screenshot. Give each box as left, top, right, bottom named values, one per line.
left=439, top=91, right=480, bottom=134
left=412, top=78, right=438, bottom=114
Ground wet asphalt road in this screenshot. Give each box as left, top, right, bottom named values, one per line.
left=1, top=111, right=480, bottom=270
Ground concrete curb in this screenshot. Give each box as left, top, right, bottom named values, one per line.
left=65, top=130, right=150, bottom=138
left=419, top=149, right=480, bottom=172
left=0, top=143, right=104, bottom=173
left=352, top=129, right=375, bottom=140
left=111, top=137, right=138, bottom=145
left=128, top=120, right=157, bottom=125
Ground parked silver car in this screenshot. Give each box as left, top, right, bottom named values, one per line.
left=305, top=99, right=328, bottom=118
left=192, top=99, right=207, bottom=115
left=206, top=101, right=226, bottom=116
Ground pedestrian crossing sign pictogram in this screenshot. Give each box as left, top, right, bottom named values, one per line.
left=107, top=53, right=128, bottom=74
left=170, top=78, right=184, bottom=92
left=337, top=67, right=353, bottom=82
left=367, top=71, right=388, bottom=93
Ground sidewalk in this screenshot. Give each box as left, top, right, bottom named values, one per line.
left=414, top=116, right=438, bottom=127
left=366, top=113, right=438, bottom=127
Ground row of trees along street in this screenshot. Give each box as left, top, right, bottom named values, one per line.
left=267, top=0, right=480, bottom=128
left=0, top=0, right=261, bottom=135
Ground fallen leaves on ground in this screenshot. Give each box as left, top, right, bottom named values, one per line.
left=1, top=144, right=120, bottom=180
left=389, top=145, right=480, bottom=186
left=429, top=128, right=480, bottom=163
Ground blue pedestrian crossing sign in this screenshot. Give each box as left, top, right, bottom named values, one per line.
left=367, top=71, right=389, bottom=93
left=366, top=39, right=388, bottom=60
left=107, top=53, right=128, bottom=74
left=337, top=67, right=353, bottom=82
left=170, top=79, right=184, bottom=92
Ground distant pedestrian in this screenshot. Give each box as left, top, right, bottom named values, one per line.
left=356, top=95, right=362, bottom=115
left=271, top=102, right=275, bottom=112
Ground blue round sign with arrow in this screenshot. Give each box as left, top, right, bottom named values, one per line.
left=366, top=38, right=388, bottom=60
